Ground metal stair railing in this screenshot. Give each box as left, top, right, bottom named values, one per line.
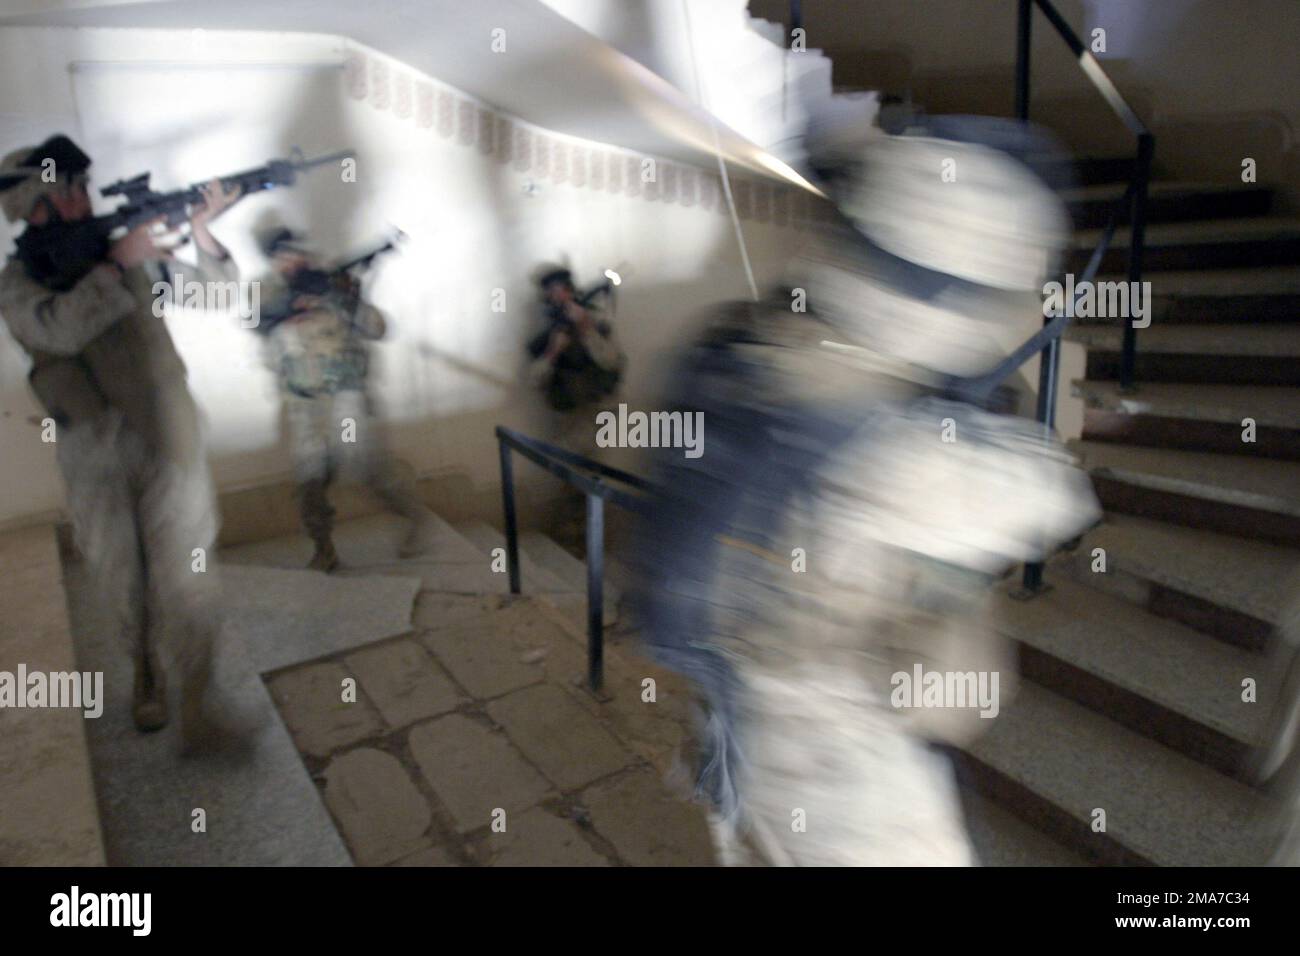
left=1012, top=0, right=1154, bottom=596
left=495, top=425, right=657, bottom=692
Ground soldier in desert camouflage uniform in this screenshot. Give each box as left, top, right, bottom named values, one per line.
left=255, top=225, right=436, bottom=572
left=526, top=266, right=625, bottom=458
left=0, top=134, right=248, bottom=746
left=633, top=114, right=1101, bottom=865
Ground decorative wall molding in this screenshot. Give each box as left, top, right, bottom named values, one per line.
left=368, top=56, right=389, bottom=111
left=416, top=81, right=434, bottom=129
left=393, top=71, right=412, bottom=121
left=342, top=45, right=812, bottom=228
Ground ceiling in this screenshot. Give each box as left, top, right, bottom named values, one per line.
left=0, top=0, right=810, bottom=185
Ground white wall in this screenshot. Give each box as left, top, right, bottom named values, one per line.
left=0, top=26, right=809, bottom=527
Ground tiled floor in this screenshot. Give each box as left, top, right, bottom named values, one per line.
left=265, top=592, right=716, bottom=866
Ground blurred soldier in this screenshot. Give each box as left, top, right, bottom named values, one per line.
left=0, top=134, right=246, bottom=746
left=526, top=266, right=624, bottom=452
left=632, top=116, right=1100, bottom=865
left=255, top=225, right=436, bottom=572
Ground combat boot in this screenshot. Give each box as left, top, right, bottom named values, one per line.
left=178, top=631, right=263, bottom=756
left=308, top=536, right=339, bottom=572
left=299, top=478, right=339, bottom=571
left=374, top=478, right=436, bottom=557
left=398, top=511, right=437, bottom=558
left=132, top=651, right=168, bottom=732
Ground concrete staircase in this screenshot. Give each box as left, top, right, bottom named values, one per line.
left=951, top=161, right=1300, bottom=865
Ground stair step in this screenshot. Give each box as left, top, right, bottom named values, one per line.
left=455, top=522, right=619, bottom=626
left=1074, top=216, right=1300, bottom=250
left=1083, top=411, right=1300, bottom=462
left=959, top=682, right=1279, bottom=866
left=1066, top=267, right=1300, bottom=324
left=958, top=788, right=1090, bottom=866
left=221, top=511, right=483, bottom=568
left=1068, top=323, right=1300, bottom=357
left=1062, top=181, right=1273, bottom=228
left=1031, top=154, right=1146, bottom=188
left=520, top=530, right=622, bottom=608
left=993, top=577, right=1268, bottom=776
left=1073, top=379, right=1300, bottom=429
left=1071, top=324, right=1300, bottom=385
left=1101, top=265, right=1300, bottom=297
left=0, top=526, right=106, bottom=865
left=453, top=521, right=572, bottom=594
left=1071, top=217, right=1300, bottom=272
left=1064, top=513, right=1296, bottom=630
left=1061, top=180, right=1272, bottom=203
left=220, top=512, right=519, bottom=593
left=1088, top=474, right=1300, bottom=547
left=1071, top=439, right=1300, bottom=520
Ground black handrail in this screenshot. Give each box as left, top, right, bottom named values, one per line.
left=1012, top=0, right=1153, bottom=596
left=495, top=426, right=656, bottom=691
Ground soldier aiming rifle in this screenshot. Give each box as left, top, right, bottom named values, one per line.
left=527, top=266, right=625, bottom=420
left=0, top=135, right=341, bottom=746
left=254, top=223, right=437, bottom=573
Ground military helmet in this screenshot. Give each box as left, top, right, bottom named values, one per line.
left=841, top=116, right=1071, bottom=293
left=537, top=266, right=574, bottom=290
left=789, top=115, right=1072, bottom=378
left=0, top=134, right=92, bottom=223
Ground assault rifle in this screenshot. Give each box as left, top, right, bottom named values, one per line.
left=573, top=271, right=622, bottom=309
left=257, top=230, right=404, bottom=335
left=527, top=268, right=622, bottom=359
left=14, top=148, right=353, bottom=290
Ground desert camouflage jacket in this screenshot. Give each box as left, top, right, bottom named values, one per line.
left=0, top=246, right=236, bottom=444
left=634, top=295, right=1099, bottom=813
left=257, top=278, right=385, bottom=397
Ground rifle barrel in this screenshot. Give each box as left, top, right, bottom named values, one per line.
left=337, top=239, right=395, bottom=272
left=578, top=279, right=614, bottom=307
left=295, top=149, right=355, bottom=170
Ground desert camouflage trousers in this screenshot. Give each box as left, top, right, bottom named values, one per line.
left=283, top=388, right=425, bottom=543
left=57, top=407, right=221, bottom=688
left=710, top=659, right=977, bottom=867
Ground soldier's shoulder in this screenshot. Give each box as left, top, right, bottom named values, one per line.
left=0, top=255, right=26, bottom=282
left=0, top=255, right=33, bottom=300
